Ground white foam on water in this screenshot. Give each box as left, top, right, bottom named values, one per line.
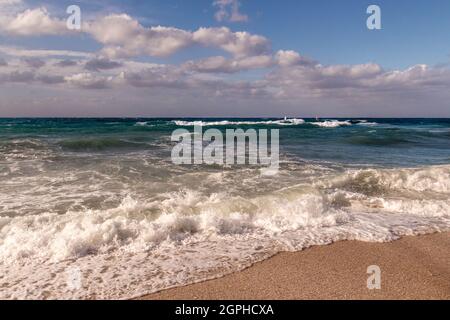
left=356, top=120, right=378, bottom=126
left=173, top=118, right=305, bottom=126
left=322, top=165, right=450, bottom=194
left=0, top=165, right=449, bottom=299
left=311, top=120, right=352, bottom=128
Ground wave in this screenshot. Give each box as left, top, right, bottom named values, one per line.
left=173, top=118, right=305, bottom=126
left=0, top=164, right=449, bottom=299
left=172, top=119, right=380, bottom=129
left=1, top=174, right=447, bottom=266
left=0, top=139, right=52, bottom=161
left=356, top=120, right=378, bottom=126
left=0, top=138, right=48, bottom=150
left=328, top=165, right=450, bottom=194
left=310, top=120, right=352, bottom=128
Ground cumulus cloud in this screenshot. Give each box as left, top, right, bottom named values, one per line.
left=275, top=50, right=317, bottom=67
left=213, top=0, right=248, bottom=23
left=264, top=62, right=450, bottom=100
left=184, top=55, right=273, bottom=73
left=1, top=9, right=268, bottom=59
left=193, top=27, right=270, bottom=58
left=90, top=17, right=269, bottom=59
left=87, top=14, right=193, bottom=58
left=1, top=7, right=67, bottom=36
left=1, top=5, right=450, bottom=117
left=361, top=64, right=450, bottom=91
left=181, top=50, right=311, bottom=74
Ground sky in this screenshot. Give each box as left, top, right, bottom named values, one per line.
left=0, top=0, right=450, bottom=117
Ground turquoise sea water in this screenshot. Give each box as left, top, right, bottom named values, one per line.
left=1, top=118, right=449, bottom=166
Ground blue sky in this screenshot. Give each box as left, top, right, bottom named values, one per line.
left=14, top=0, right=450, bottom=68
left=0, top=0, right=450, bottom=117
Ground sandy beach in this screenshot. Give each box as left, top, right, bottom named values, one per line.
left=141, top=232, right=450, bottom=300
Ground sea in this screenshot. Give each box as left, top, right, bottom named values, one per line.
left=0, top=118, right=449, bottom=299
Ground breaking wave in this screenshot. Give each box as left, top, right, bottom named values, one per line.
left=0, top=164, right=449, bottom=299
left=173, top=118, right=306, bottom=126
left=310, top=120, right=352, bottom=128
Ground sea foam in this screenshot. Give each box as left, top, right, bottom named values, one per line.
left=174, top=118, right=305, bottom=126
left=0, top=165, right=449, bottom=299
left=311, top=120, right=352, bottom=128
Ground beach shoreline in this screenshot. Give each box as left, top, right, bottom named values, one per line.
left=139, top=232, right=450, bottom=300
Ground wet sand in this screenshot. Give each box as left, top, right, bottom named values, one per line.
left=140, top=232, right=450, bottom=300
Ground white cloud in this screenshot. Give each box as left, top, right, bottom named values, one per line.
left=1, top=6, right=450, bottom=117
left=275, top=50, right=317, bottom=67
left=65, top=73, right=111, bottom=89
left=90, top=17, right=269, bottom=59
left=233, top=55, right=272, bottom=69
left=318, top=63, right=383, bottom=79
left=87, top=14, right=193, bottom=58
left=264, top=61, right=450, bottom=101
left=2, top=7, right=67, bottom=36
left=2, top=44, right=450, bottom=104
left=184, top=55, right=272, bottom=73
left=213, top=0, right=248, bottom=23
left=193, top=27, right=270, bottom=58
left=1, top=9, right=268, bottom=59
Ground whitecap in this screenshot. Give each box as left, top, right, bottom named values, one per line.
left=173, top=118, right=305, bottom=126
left=311, top=120, right=352, bottom=128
